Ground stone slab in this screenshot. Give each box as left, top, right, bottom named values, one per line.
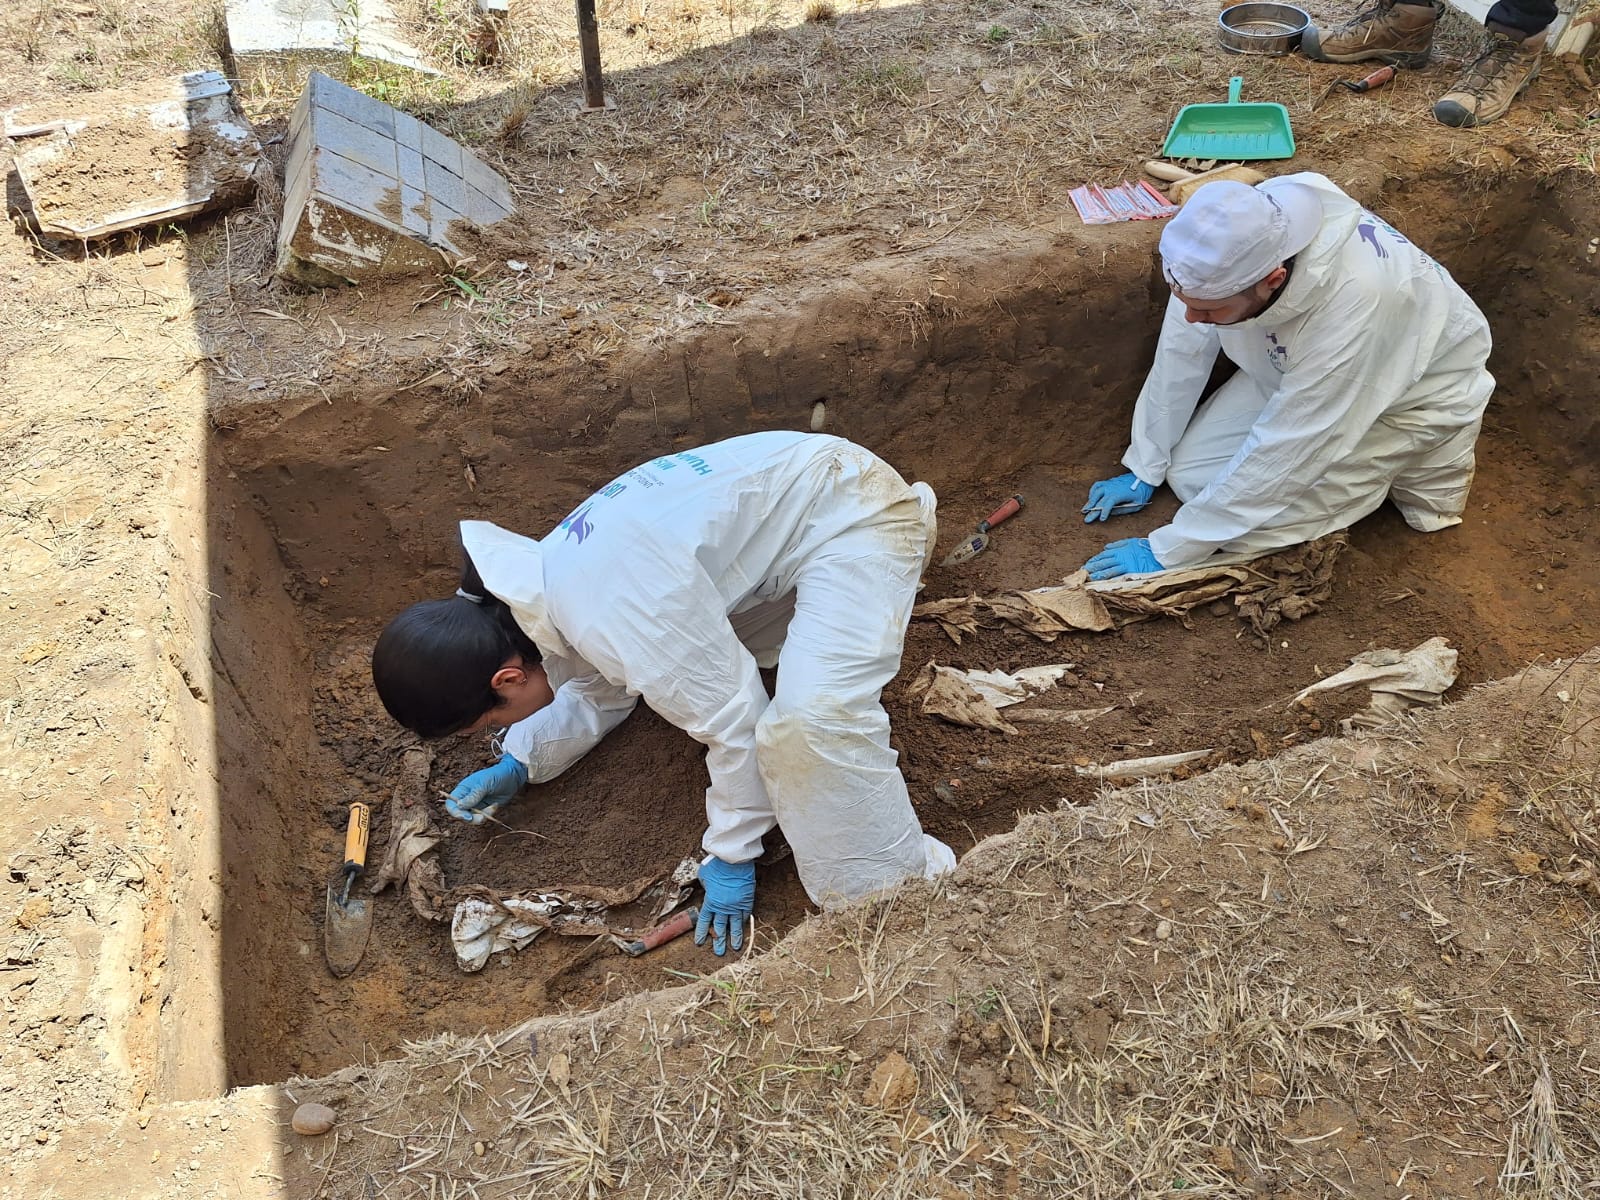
left=5, top=71, right=263, bottom=241
left=276, top=71, right=516, bottom=287
left=224, top=0, right=438, bottom=97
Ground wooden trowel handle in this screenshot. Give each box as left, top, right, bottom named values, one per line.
left=1143, top=160, right=1196, bottom=183
left=342, top=803, right=370, bottom=876
left=978, top=494, right=1025, bottom=533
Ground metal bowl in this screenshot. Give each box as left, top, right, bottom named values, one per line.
left=1217, top=2, right=1310, bottom=54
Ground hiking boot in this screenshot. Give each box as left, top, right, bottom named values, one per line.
left=1432, top=27, right=1546, bottom=127
left=1301, top=0, right=1438, bottom=66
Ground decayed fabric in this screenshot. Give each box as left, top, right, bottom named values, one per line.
left=907, top=662, right=1076, bottom=734
left=368, top=746, right=447, bottom=922
left=447, top=867, right=690, bottom=972
left=1292, top=635, right=1458, bottom=731
left=915, top=532, right=1348, bottom=643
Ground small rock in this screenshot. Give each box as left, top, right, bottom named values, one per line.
left=472, top=1141, right=486, bottom=1157
left=291, top=1103, right=336, bottom=1136
left=864, top=1051, right=918, bottom=1112
left=1154, top=919, right=1172, bottom=941
left=1208, top=600, right=1231, bottom=617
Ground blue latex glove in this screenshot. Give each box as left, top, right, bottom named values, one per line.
left=1085, top=537, right=1164, bottom=581
left=1082, top=472, right=1156, bottom=523
left=445, top=754, right=528, bottom=824
left=694, top=857, right=756, bottom=957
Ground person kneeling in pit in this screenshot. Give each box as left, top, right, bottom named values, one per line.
left=1081, top=172, right=1494, bottom=583
left=371, top=431, right=957, bottom=956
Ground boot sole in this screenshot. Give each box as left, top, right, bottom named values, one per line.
left=1301, top=26, right=1432, bottom=66
left=1433, top=63, right=1539, bottom=128
left=1302, top=42, right=1432, bottom=66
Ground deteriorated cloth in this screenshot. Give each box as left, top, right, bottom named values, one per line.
left=915, top=532, right=1348, bottom=643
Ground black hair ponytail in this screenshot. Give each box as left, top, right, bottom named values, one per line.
left=371, top=549, right=544, bottom=739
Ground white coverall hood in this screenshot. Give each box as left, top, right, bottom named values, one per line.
left=1121, top=172, right=1494, bottom=569
left=458, top=432, right=955, bottom=909
left=459, top=520, right=569, bottom=659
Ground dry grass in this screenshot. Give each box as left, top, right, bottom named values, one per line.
left=39, top=0, right=1553, bottom=392
left=6, top=0, right=1591, bottom=396
left=279, top=652, right=1600, bottom=1199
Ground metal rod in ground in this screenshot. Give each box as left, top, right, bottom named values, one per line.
left=576, top=0, right=606, bottom=110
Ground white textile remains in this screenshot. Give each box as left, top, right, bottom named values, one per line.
left=450, top=895, right=560, bottom=972
left=1293, top=636, right=1459, bottom=730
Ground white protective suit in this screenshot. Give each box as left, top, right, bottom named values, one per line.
left=460, top=432, right=957, bottom=909
left=1123, top=173, right=1495, bottom=569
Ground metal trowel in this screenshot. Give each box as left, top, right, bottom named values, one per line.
left=942, top=494, right=1024, bottom=566
left=324, top=802, right=372, bottom=978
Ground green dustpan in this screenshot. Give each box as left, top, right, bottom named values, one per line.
left=1161, top=76, right=1295, bottom=161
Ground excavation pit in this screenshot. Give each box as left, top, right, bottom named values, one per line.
left=205, top=171, right=1600, bottom=1088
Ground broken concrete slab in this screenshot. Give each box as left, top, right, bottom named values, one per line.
left=276, top=72, right=515, bottom=288
left=224, top=0, right=438, bottom=98
left=4, top=71, right=264, bottom=242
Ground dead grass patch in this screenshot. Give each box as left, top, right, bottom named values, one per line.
left=278, top=652, right=1600, bottom=1198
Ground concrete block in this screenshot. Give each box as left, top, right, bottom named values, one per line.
left=421, top=157, right=469, bottom=221
left=316, top=108, right=398, bottom=179
left=305, top=68, right=394, bottom=137
left=397, top=144, right=426, bottom=192
left=462, top=152, right=514, bottom=214
left=419, top=123, right=463, bottom=180
left=225, top=0, right=438, bottom=98
left=392, top=108, right=424, bottom=153
left=465, top=185, right=512, bottom=228
left=275, top=72, right=517, bottom=287
left=398, top=184, right=431, bottom=235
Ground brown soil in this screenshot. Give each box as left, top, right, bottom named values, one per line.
left=1, top=0, right=1598, bottom=1188
left=209, top=169, right=1600, bottom=1085
left=199, top=655, right=1600, bottom=1197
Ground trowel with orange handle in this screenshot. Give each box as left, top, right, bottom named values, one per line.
left=324, top=803, right=373, bottom=978
left=942, top=494, right=1025, bottom=566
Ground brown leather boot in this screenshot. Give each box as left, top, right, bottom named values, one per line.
left=1301, top=0, right=1438, bottom=66
left=1433, top=27, right=1546, bottom=127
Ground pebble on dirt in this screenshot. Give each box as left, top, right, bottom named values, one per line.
left=291, top=1103, right=337, bottom=1136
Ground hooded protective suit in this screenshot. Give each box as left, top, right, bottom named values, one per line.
left=1123, top=172, right=1494, bottom=569
left=460, top=432, right=956, bottom=909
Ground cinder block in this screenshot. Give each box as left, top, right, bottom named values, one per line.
left=275, top=72, right=517, bottom=288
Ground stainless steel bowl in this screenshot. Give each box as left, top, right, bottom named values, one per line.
left=1217, top=2, right=1310, bottom=54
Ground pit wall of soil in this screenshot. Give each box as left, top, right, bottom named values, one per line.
left=190, top=169, right=1597, bottom=1089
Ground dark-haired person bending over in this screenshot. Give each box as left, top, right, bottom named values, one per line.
left=372, top=432, right=956, bottom=956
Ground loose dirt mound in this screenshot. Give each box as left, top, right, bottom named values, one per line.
left=242, top=652, right=1600, bottom=1199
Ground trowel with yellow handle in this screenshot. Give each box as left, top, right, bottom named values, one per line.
left=324, top=802, right=373, bottom=978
